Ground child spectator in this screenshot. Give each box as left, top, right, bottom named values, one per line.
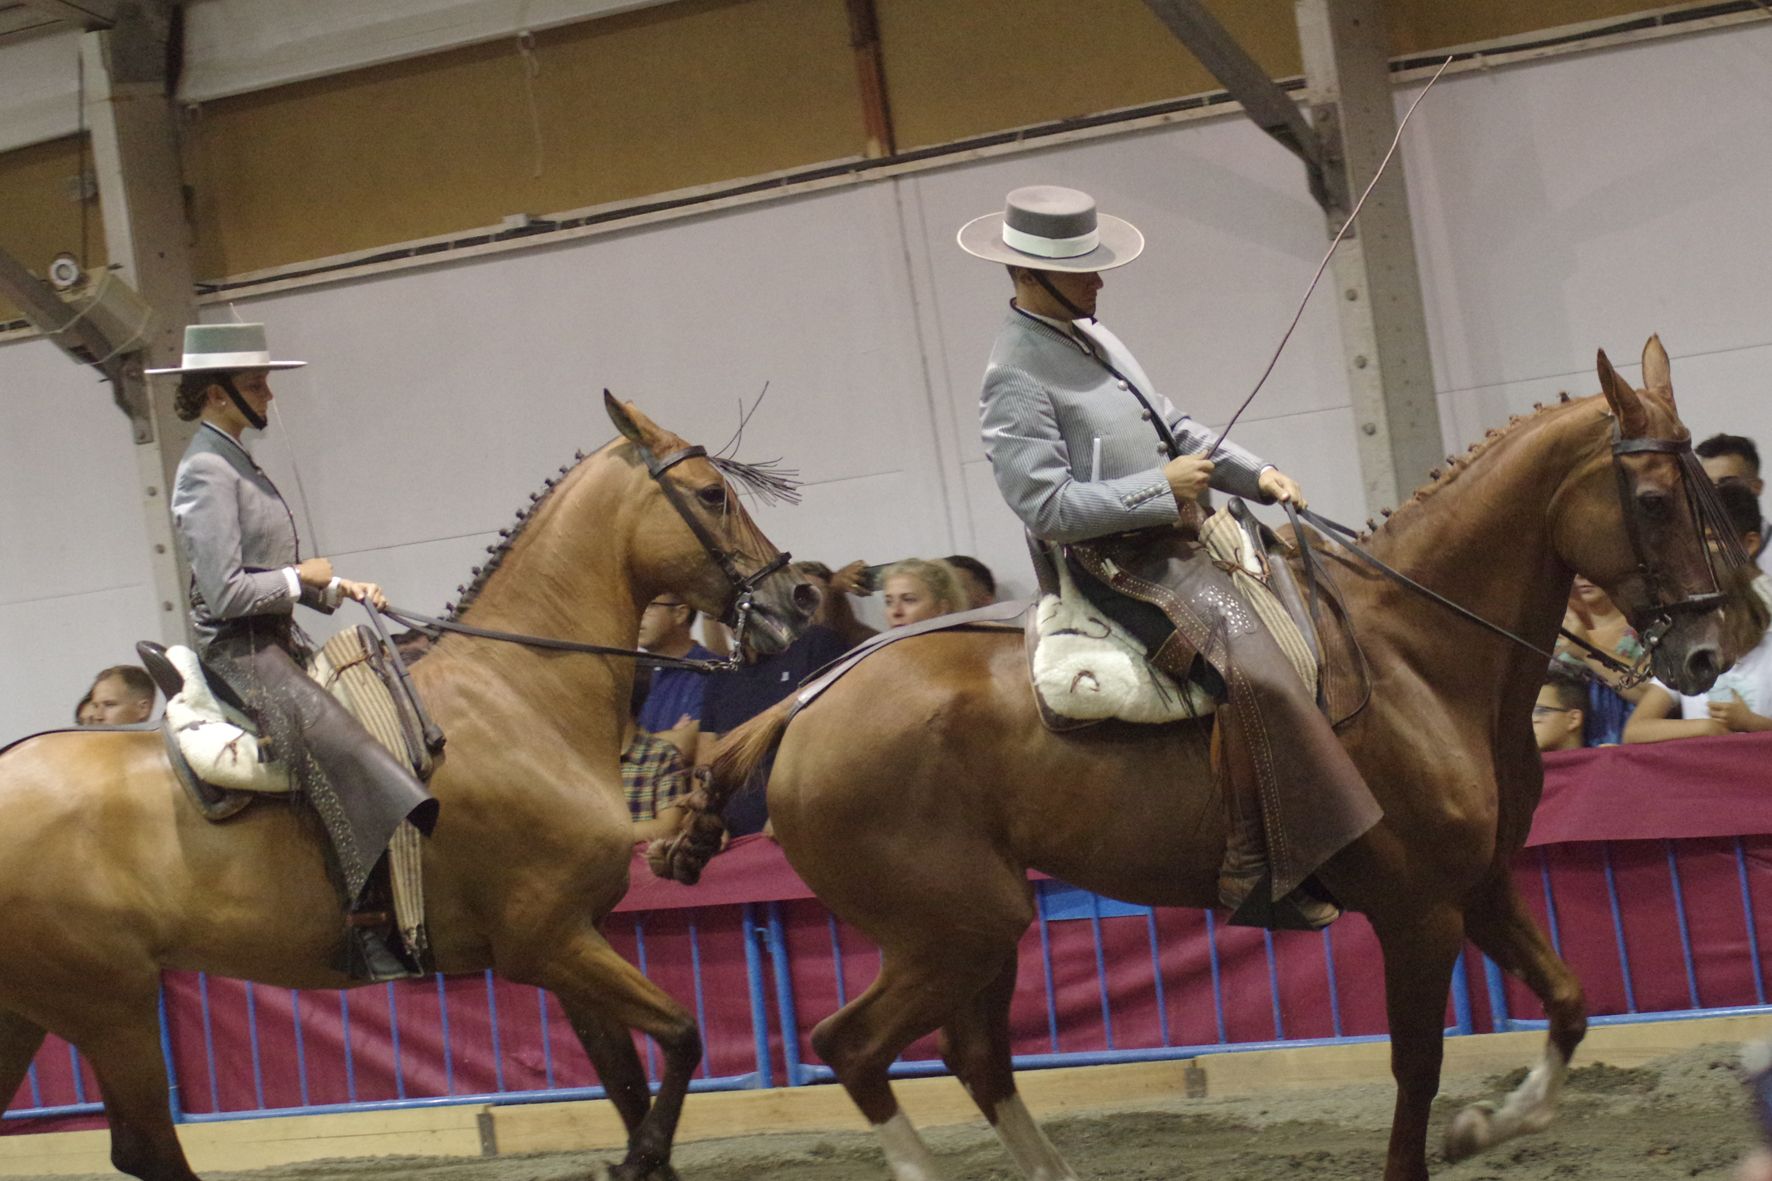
left=1533, top=662, right=1588, bottom=752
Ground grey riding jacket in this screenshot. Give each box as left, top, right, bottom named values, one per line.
left=171, top=423, right=337, bottom=649
left=979, top=309, right=1273, bottom=544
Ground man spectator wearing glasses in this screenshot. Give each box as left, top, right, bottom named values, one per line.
left=1697, top=433, right=1769, bottom=573
left=1533, top=662, right=1588, bottom=752
left=636, top=596, right=715, bottom=757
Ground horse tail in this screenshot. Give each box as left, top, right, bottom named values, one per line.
left=646, top=698, right=795, bottom=885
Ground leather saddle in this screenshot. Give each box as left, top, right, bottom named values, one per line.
left=1025, top=507, right=1371, bottom=734
left=138, top=627, right=442, bottom=823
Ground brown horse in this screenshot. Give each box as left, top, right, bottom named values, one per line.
left=0, top=397, right=815, bottom=1181
left=664, top=339, right=1728, bottom=1181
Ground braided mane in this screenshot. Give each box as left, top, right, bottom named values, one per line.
left=443, top=445, right=801, bottom=621
left=1363, top=392, right=1578, bottom=542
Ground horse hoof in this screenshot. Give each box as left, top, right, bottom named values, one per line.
left=1445, top=1101, right=1496, bottom=1162
left=605, top=1162, right=679, bottom=1181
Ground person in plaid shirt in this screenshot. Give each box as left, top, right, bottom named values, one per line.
left=623, top=668, right=693, bottom=841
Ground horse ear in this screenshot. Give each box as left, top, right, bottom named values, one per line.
left=1596, top=349, right=1650, bottom=438
left=604, top=390, right=647, bottom=447
left=1641, top=334, right=1673, bottom=401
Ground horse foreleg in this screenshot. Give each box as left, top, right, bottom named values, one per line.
left=937, top=953, right=1077, bottom=1181
left=1376, top=905, right=1466, bottom=1181
left=1446, top=875, right=1587, bottom=1162
left=526, top=931, right=698, bottom=1181
left=557, top=996, right=679, bottom=1181
left=0, top=1009, right=47, bottom=1110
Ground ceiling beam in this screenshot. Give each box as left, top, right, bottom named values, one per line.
left=1141, top=0, right=1345, bottom=215
left=19, top=0, right=118, bottom=30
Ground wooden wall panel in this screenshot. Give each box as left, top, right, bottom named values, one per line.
left=181, top=0, right=865, bottom=278
left=0, top=135, right=105, bottom=323
left=876, top=0, right=1303, bottom=150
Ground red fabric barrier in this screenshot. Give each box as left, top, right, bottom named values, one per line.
left=10, top=741, right=1772, bottom=1131
left=1530, top=732, right=1772, bottom=846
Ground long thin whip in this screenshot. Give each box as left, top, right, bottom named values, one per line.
left=1210, top=54, right=1454, bottom=458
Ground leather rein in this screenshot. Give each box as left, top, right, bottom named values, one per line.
left=379, top=440, right=790, bottom=675
left=1285, top=429, right=1729, bottom=691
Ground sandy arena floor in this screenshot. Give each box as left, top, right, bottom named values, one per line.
left=13, top=1044, right=1764, bottom=1180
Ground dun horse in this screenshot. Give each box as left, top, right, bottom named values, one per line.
left=0, top=397, right=815, bottom=1181
left=664, top=340, right=1728, bottom=1181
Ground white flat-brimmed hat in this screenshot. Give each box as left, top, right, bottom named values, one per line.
left=146, top=323, right=306, bottom=375
left=957, top=185, right=1144, bottom=272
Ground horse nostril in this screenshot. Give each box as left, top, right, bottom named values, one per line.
left=1686, top=647, right=1719, bottom=688
left=791, top=582, right=822, bottom=614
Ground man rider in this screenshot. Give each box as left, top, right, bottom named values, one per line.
left=154, top=323, right=439, bottom=979
left=960, top=185, right=1381, bottom=929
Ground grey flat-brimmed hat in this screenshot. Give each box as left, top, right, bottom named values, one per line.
left=957, top=185, right=1144, bottom=272
left=145, top=322, right=306, bottom=375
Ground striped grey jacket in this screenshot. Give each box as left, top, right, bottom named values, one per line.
left=171, top=423, right=335, bottom=649
left=979, top=309, right=1273, bottom=543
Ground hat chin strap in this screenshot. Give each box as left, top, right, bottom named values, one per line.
left=1032, top=269, right=1095, bottom=324
left=219, top=374, right=267, bottom=431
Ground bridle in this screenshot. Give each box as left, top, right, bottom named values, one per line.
left=630, top=438, right=793, bottom=649
left=379, top=437, right=790, bottom=674
left=1290, top=422, right=1738, bottom=692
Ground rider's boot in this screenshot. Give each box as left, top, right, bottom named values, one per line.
left=1213, top=716, right=1341, bottom=931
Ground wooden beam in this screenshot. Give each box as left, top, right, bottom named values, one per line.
left=844, top=0, right=896, bottom=158
left=19, top=0, right=117, bottom=30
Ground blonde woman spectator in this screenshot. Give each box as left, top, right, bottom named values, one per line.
left=881, top=559, right=967, bottom=628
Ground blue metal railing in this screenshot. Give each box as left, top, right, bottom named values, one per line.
left=7, top=840, right=1772, bottom=1127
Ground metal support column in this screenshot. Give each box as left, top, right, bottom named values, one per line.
left=1296, top=0, right=1442, bottom=513
left=81, top=0, right=195, bottom=645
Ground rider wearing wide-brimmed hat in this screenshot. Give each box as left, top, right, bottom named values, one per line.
left=154, top=323, right=438, bottom=979
left=961, top=186, right=1380, bottom=929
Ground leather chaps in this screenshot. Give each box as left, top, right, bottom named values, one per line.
left=205, top=621, right=440, bottom=908
left=1069, top=526, right=1381, bottom=901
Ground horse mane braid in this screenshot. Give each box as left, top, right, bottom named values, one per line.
left=445, top=450, right=584, bottom=621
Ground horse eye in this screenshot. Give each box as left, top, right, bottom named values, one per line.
left=697, top=485, right=728, bottom=509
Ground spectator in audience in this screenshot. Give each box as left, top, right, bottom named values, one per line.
left=74, top=691, right=99, bottom=726
left=621, top=668, right=693, bottom=842
left=1698, top=433, right=1769, bottom=572
left=1624, top=491, right=1772, bottom=742
left=881, top=559, right=968, bottom=628
left=944, top=555, right=998, bottom=608
left=698, top=563, right=853, bottom=837
left=797, top=560, right=878, bottom=650
left=1557, top=575, right=1646, bottom=744
left=1533, top=662, right=1588, bottom=752
left=85, top=664, right=157, bottom=725
left=636, top=595, right=716, bottom=757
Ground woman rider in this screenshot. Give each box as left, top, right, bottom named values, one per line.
left=154, top=323, right=438, bottom=980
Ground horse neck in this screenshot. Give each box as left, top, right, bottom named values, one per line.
left=1361, top=403, right=1602, bottom=697
left=429, top=455, right=644, bottom=752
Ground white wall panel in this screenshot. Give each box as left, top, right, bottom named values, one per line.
left=1408, top=21, right=1772, bottom=397
left=0, top=28, right=80, bottom=154
left=5, top=23, right=1772, bottom=745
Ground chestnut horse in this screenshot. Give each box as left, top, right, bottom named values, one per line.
left=0, top=397, right=815, bottom=1181
left=664, top=340, right=1727, bottom=1181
